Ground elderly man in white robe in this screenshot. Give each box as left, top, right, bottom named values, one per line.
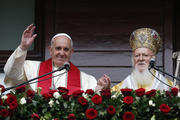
left=97, top=28, right=174, bottom=92
left=3, top=24, right=97, bottom=94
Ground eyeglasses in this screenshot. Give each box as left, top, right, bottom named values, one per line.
left=134, top=54, right=153, bottom=59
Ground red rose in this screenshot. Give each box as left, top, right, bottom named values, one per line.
left=0, top=98, right=3, bottom=105
left=160, top=104, right=171, bottom=113
left=101, top=89, right=111, bottom=98
left=122, top=112, right=135, bottom=120
left=27, top=98, right=33, bottom=103
left=107, top=105, right=116, bottom=115
left=57, top=87, right=69, bottom=94
left=91, top=94, right=102, bottom=105
left=78, top=97, right=88, bottom=106
left=135, top=88, right=145, bottom=97
left=15, top=85, right=26, bottom=93
left=85, top=89, right=94, bottom=95
left=85, top=108, right=98, bottom=120
left=32, top=113, right=40, bottom=120
left=68, top=113, right=76, bottom=120
left=5, top=94, right=17, bottom=105
left=9, top=101, right=18, bottom=110
left=72, top=90, right=84, bottom=97
left=62, top=94, right=70, bottom=100
left=53, top=118, right=59, bottom=120
left=0, top=84, right=5, bottom=93
left=171, top=87, right=179, bottom=96
left=48, top=89, right=58, bottom=95
left=0, top=109, right=9, bottom=117
left=121, top=88, right=132, bottom=96
left=42, top=92, right=53, bottom=99
left=26, top=89, right=35, bottom=98
left=123, top=96, right=133, bottom=105
left=165, top=91, right=171, bottom=97
left=145, top=89, right=156, bottom=97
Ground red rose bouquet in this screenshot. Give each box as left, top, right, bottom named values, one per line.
left=0, top=84, right=180, bottom=120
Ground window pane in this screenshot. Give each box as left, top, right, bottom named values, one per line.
left=0, top=0, right=35, bottom=50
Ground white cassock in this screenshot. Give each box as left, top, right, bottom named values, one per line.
left=4, top=46, right=97, bottom=92
left=111, top=71, right=173, bottom=92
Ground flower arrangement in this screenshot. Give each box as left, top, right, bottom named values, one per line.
left=0, top=84, right=180, bottom=120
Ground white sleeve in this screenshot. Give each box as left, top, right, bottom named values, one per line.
left=80, top=71, right=97, bottom=91
left=4, top=46, right=27, bottom=86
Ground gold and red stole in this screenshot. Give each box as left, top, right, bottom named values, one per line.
left=37, top=58, right=81, bottom=94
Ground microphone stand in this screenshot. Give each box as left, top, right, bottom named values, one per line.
left=172, top=51, right=180, bottom=86
left=151, top=66, right=180, bottom=84
left=5, top=66, right=67, bottom=92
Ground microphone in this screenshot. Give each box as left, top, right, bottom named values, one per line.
left=64, top=62, right=70, bottom=71
left=5, top=62, right=69, bottom=92
left=148, top=58, right=180, bottom=85
left=148, top=57, right=173, bottom=88
left=148, top=58, right=155, bottom=70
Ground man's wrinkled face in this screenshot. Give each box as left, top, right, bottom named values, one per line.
left=133, top=48, right=154, bottom=72
left=49, top=36, right=74, bottom=67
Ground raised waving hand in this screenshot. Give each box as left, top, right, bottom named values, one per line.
left=19, top=24, right=37, bottom=50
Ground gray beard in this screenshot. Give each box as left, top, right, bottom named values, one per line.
left=132, top=68, right=153, bottom=86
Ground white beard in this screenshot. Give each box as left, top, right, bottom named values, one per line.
left=132, top=68, right=153, bottom=86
